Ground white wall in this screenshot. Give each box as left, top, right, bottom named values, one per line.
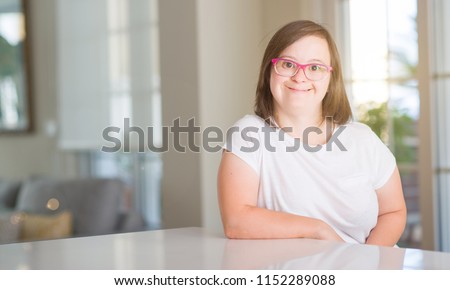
left=159, top=0, right=202, bottom=228
left=197, top=0, right=264, bottom=233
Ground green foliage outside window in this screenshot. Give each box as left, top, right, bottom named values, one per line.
left=357, top=102, right=417, bottom=164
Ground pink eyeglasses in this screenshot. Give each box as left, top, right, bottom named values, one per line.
left=272, top=58, right=333, bottom=81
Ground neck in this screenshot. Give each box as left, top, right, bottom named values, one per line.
left=274, top=111, right=324, bottom=138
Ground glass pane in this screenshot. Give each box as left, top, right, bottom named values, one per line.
left=433, top=0, right=450, bottom=251
left=352, top=81, right=389, bottom=143
left=433, top=0, right=450, bottom=74
left=349, top=1, right=388, bottom=80
left=387, top=0, right=418, bottom=79
left=389, top=83, right=419, bottom=164
left=399, top=165, right=420, bottom=248
left=89, top=151, right=162, bottom=229
left=437, top=171, right=450, bottom=252
left=434, top=78, right=450, bottom=170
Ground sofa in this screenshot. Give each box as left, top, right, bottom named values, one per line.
left=0, top=177, right=147, bottom=244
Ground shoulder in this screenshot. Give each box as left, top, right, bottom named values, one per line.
left=334, top=121, right=385, bottom=150
left=340, top=121, right=377, bottom=139
left=231, top=114, right=267, bottom=129
left=340, top=121, right=393, bottom=158
left=342, top=121, right=373, bottom=133
left=227, top=115, right=268, bottom=144
left=224, top=115, right=264, bottom=173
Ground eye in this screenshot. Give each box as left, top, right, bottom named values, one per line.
left=281, top=60, right=296, bottom=69
left=309, top=64, right=326, bottom=72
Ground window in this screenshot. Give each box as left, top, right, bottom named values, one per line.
left=57, top=0, right=162, bottom=230
left=345, top=0, right=420, bottom=248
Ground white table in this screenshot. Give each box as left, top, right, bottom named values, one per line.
left=0, top=227, right=449, bottom=269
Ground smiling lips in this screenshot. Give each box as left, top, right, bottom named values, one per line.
left=287, top=86, right=312, bottom=92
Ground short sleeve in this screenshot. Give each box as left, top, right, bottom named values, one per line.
left=223, top=115, right=263, bottom=175
left=368, top=130, right=397, bottom=189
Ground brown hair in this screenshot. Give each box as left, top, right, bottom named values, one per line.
left=254, top=20, right=352, bottom=125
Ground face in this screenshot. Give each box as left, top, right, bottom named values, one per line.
left=270, top=35, right=331, bottom=119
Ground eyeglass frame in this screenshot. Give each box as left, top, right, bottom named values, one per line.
left=271, top=58, right=333, bottom=81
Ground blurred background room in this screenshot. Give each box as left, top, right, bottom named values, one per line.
left=0, top=0, right=449, bottom=253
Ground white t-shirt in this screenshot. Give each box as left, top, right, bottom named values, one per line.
left=224, top=115, right=396, bottom=244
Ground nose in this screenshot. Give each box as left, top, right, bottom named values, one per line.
left=291, top=67, right=308, bottom=82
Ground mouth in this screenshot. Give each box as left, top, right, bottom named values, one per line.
left=287, top=86, right=312, bottom=92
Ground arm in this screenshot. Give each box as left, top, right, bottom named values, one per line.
left=218, top=151, right=343, bottom=241
left=365, top=166, right=407, bottom=246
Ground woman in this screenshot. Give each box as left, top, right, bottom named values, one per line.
left=217, top=20, right=406, bottom=246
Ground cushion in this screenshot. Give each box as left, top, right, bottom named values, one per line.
left=0, top=212, right=22, bottom=244
left=16, top=178, right=124, bottom=236
left=19, top=211, right=73, bottom=241
left=0, top=180, right=21, bottom=209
